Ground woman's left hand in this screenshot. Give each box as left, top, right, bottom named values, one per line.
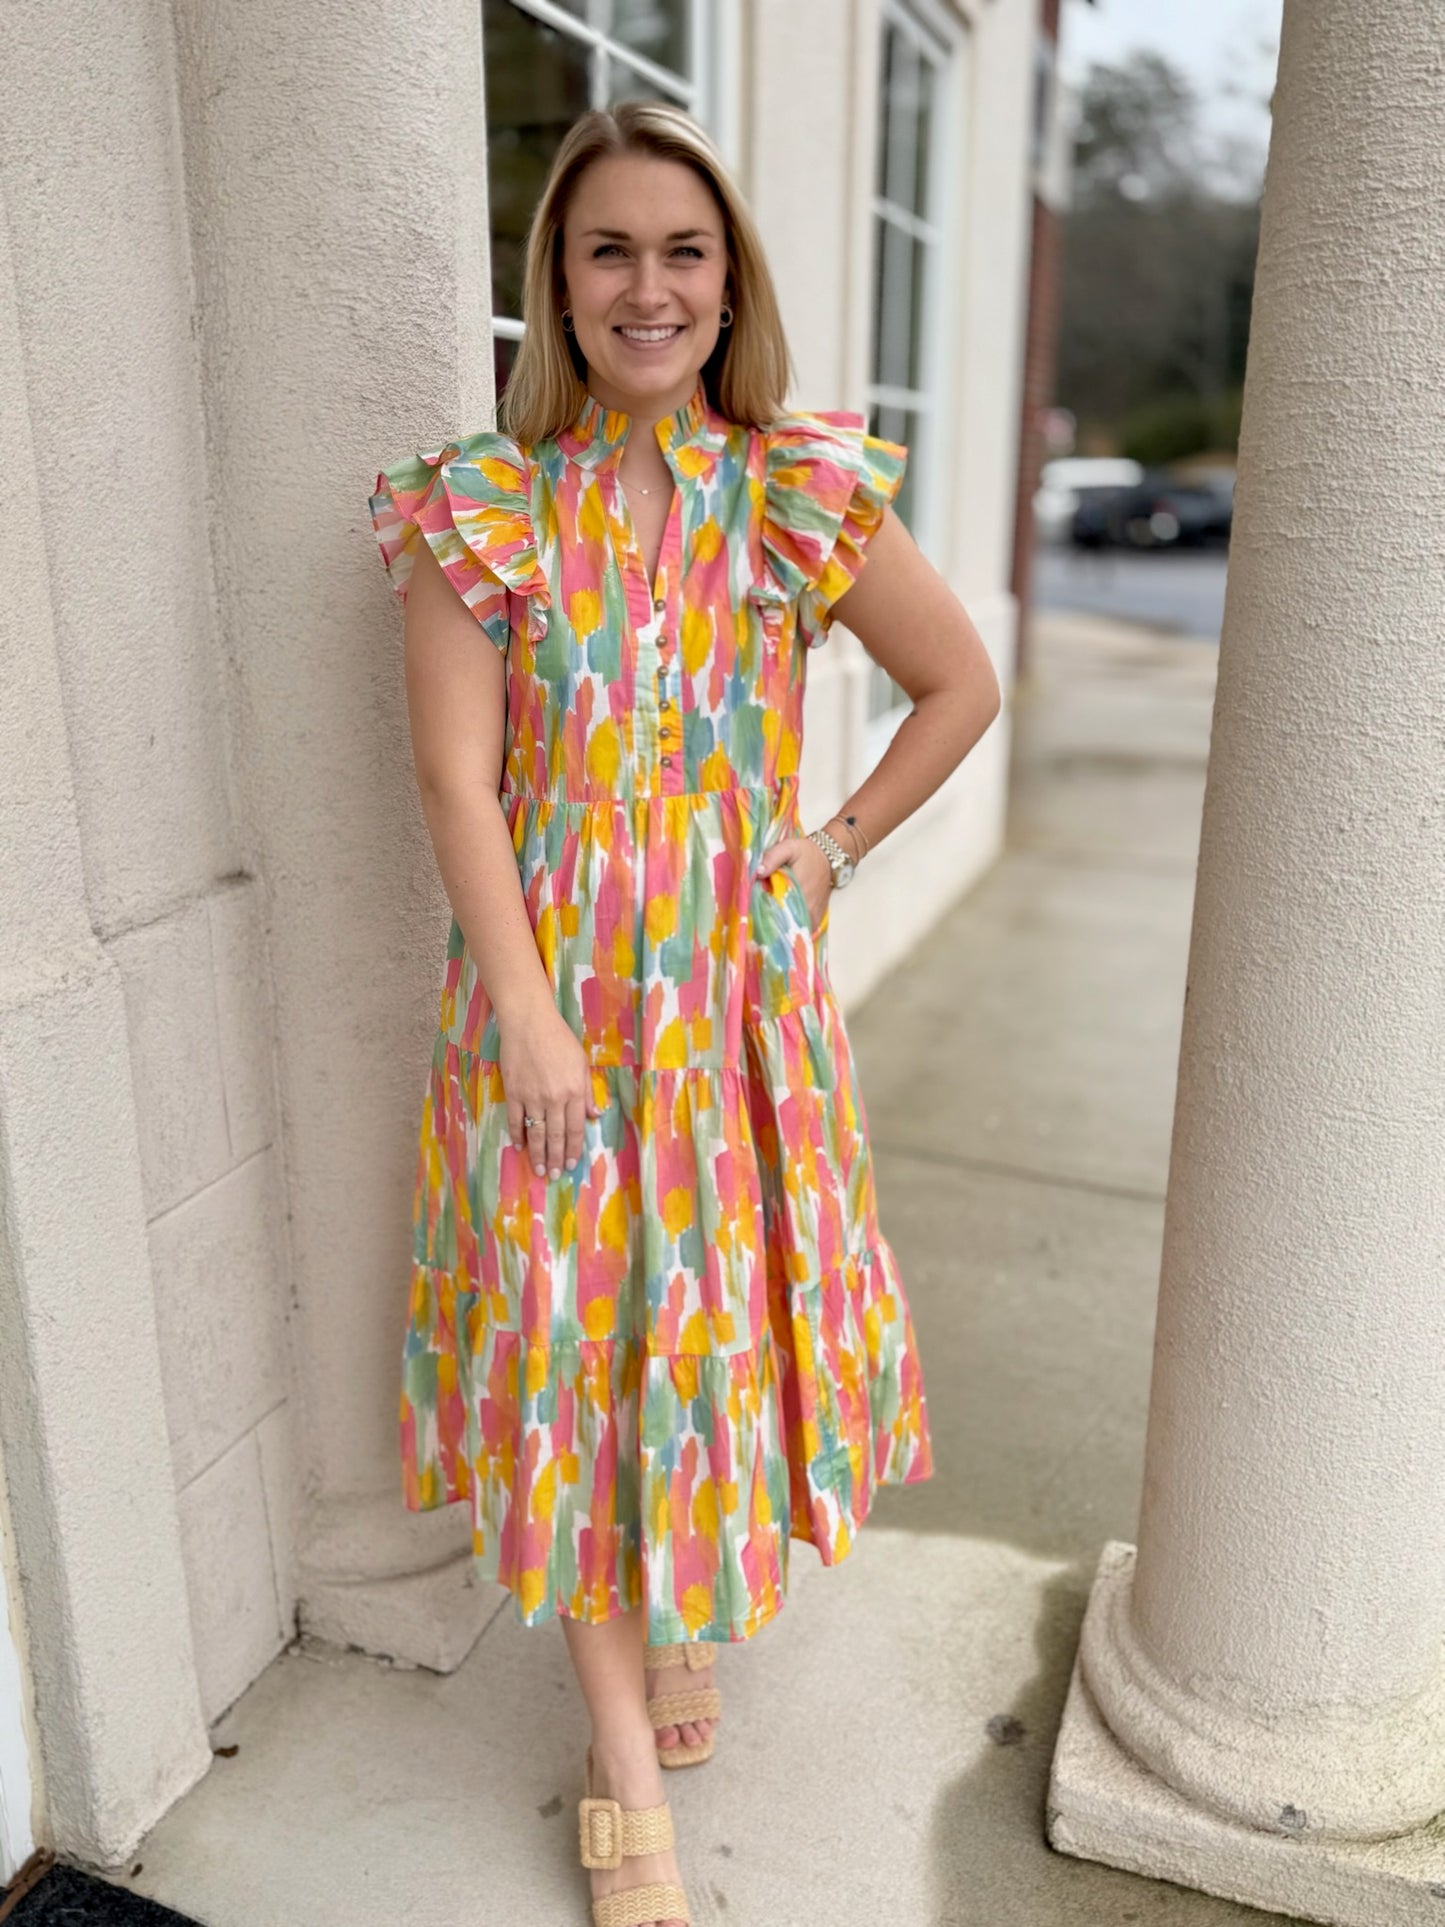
left=756, top=833, right=834, bottom=932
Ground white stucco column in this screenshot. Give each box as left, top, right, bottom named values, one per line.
left=0, top=176, right=210, bottom=1865
left=169, top=0, right=497, bottom=1669
left=1048, top=3, right=1445, bottom=1921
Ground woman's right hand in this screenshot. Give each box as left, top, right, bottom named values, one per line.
left=498, top=1001, right=603, bottom=1179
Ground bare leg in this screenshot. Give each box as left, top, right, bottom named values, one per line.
left=563, top=1609, right=688, bottom=1927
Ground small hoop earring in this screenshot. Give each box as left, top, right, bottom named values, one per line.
left=719, top=303, right=734, bottom=328
left=561, top=308, right=575, bottom=333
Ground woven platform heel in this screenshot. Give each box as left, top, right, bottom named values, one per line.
left=643, top=1642, right=721, bottom=1768
left=578, top=1746, right=691, bottom=1927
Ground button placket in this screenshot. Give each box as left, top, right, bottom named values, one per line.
left=610, top=452, right=685, bottom=796
left=656, top=619, right=681, bottom=779
left=651, top=573, right=685, bottom=796
left=635, top=609, right=665, bottom=783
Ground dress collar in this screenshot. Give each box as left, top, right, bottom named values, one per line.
left=557, top=380, right=727, bottom=477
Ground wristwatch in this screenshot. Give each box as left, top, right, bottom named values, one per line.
left=807, top=826, right=856, bottom=890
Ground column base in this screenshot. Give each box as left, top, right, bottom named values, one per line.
left=296, top=1491, right=490, bottom=1674
left=1049, top=1545, right=1445, bottom=1927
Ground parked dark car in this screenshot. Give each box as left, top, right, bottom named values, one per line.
left=1071, top=469, right=1234, bottom=550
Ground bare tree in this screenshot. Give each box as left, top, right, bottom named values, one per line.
left=1059, top=53, right=1266, bottom=456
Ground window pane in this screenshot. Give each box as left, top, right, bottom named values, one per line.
left=879, top=26, right=920, bottom=211
left=483, top=0, right=592, bottom=320
left=908, top=231, right=927, bottom=389
left=875, top=22, right=896, bottom=197
left=494, top=331, right=522, bottom=407
left=893, top=409, right=920, bottom=537
left=871, top=216, right=914, bottom=391
left=604, top=50, right=690, bottom=108
left=865, top=401, right=919, bottom=718
left=914, top=44, right=936, bottom=221
left=871, top=400, right=908, bottom=447
left=869, top=402, right=918, bottom=536
left=610, top=0, right=689, bottom=75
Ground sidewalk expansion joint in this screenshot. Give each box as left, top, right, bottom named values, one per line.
left=1001, top=843, right=1198, bottom=878
left=871, top=1138, right=1166, bottom=1207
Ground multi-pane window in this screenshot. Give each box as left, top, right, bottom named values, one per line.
left=482, top=0, right=708, bottom=399
left=866, top=1, right=956, bottom=718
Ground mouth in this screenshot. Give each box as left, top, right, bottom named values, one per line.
left=614, top=323, right=686, bottom=347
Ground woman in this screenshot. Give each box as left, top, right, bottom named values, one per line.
left=370, top=101, right=1000, bottom=1927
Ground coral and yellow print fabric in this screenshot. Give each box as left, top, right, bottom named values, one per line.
left=369, top=381, right=933, bottom=1643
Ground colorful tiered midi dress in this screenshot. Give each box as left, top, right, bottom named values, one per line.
left=369, top=380, right=933, bottom=1645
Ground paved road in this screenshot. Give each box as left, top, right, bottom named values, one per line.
left=1032, top=541, right=1229, bottom=641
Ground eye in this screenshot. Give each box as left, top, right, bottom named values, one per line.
left=592, top=243, right=625, bottom=258
left=672, top=245, right=704, bottom=259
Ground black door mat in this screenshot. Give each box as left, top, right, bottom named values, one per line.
left=0, top=1863, right=207, bottom=1924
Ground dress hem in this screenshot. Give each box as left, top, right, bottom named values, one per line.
left=464, top=1444, right=935, bottom=1646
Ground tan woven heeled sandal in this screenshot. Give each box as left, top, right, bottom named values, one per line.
left=643, top=1642, right=721, bottom=1768
left=578, top=1746, right=691, bottom=1927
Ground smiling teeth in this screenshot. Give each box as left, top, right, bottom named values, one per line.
left=620, top=325, right=681, bottom=341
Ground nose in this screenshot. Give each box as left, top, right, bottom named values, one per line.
left=626, top=253, right=669, bottom=313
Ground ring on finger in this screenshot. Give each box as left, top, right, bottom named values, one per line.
left=524, top=1112, right=542, bottom=1127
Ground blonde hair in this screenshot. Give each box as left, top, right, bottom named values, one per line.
left=500, top=102, right=792, bottom=444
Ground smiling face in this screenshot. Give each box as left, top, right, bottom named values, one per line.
left=559, top=152, right=731, bottom=420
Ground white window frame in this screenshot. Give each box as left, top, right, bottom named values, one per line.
left=486, top=0, right=724, bottom=356
left=864, top=0, right=965, bottom=744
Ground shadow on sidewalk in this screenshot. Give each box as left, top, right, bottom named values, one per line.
left=925, top=1565, right=1313, bottom=1926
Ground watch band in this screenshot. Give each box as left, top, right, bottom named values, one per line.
left=807, top=827, right=853, bottom=886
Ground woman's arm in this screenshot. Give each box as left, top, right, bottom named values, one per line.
left=757, top=504, right=1003, bottom=918
left=403, top=539, right=600, bottom=1176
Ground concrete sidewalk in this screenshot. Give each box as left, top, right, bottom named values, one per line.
left=113, top=612, right=1307, bottom=1926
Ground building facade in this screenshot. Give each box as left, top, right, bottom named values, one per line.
left=0, top=0, right=1039, bottom=1874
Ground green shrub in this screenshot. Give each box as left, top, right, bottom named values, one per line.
left=1119, top=389, right=1245, bottom=465
left=1208, top=387, right=1244, bottom=450
left=1121, top=394, right=1212, bottom=465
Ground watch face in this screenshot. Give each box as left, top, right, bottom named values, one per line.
left=835, top=859, right=855, bottom=889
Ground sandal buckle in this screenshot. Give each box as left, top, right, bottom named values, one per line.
left=579, top=1795, right=624, bottom=1869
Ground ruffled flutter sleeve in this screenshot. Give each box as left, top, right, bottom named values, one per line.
left=760, top=411, right=908, bottom=648
left=368, top=432, right=550, bottom=652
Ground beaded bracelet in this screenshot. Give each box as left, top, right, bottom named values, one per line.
left=826, top=812, right=870, bottom=862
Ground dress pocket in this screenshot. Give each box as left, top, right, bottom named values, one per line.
left=744, top=864, right=819, bottom=1020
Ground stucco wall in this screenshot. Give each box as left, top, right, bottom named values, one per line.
left=0, top=0, right=293, bottom=1856
left=167, top=0, right=500, bottom=1675
left=750, top=0, right=1031, bottom=1005
left=0, top=24, right=214, bottom=1854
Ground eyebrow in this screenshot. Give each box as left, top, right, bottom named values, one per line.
left=580, top=227, right=714, bottom=242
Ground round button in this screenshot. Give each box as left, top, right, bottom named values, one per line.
left=660, top=696, right=672, bottom=710
left=661, top=755, right=673, bottom=767
left=653, top=595, right=666, bottom=613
